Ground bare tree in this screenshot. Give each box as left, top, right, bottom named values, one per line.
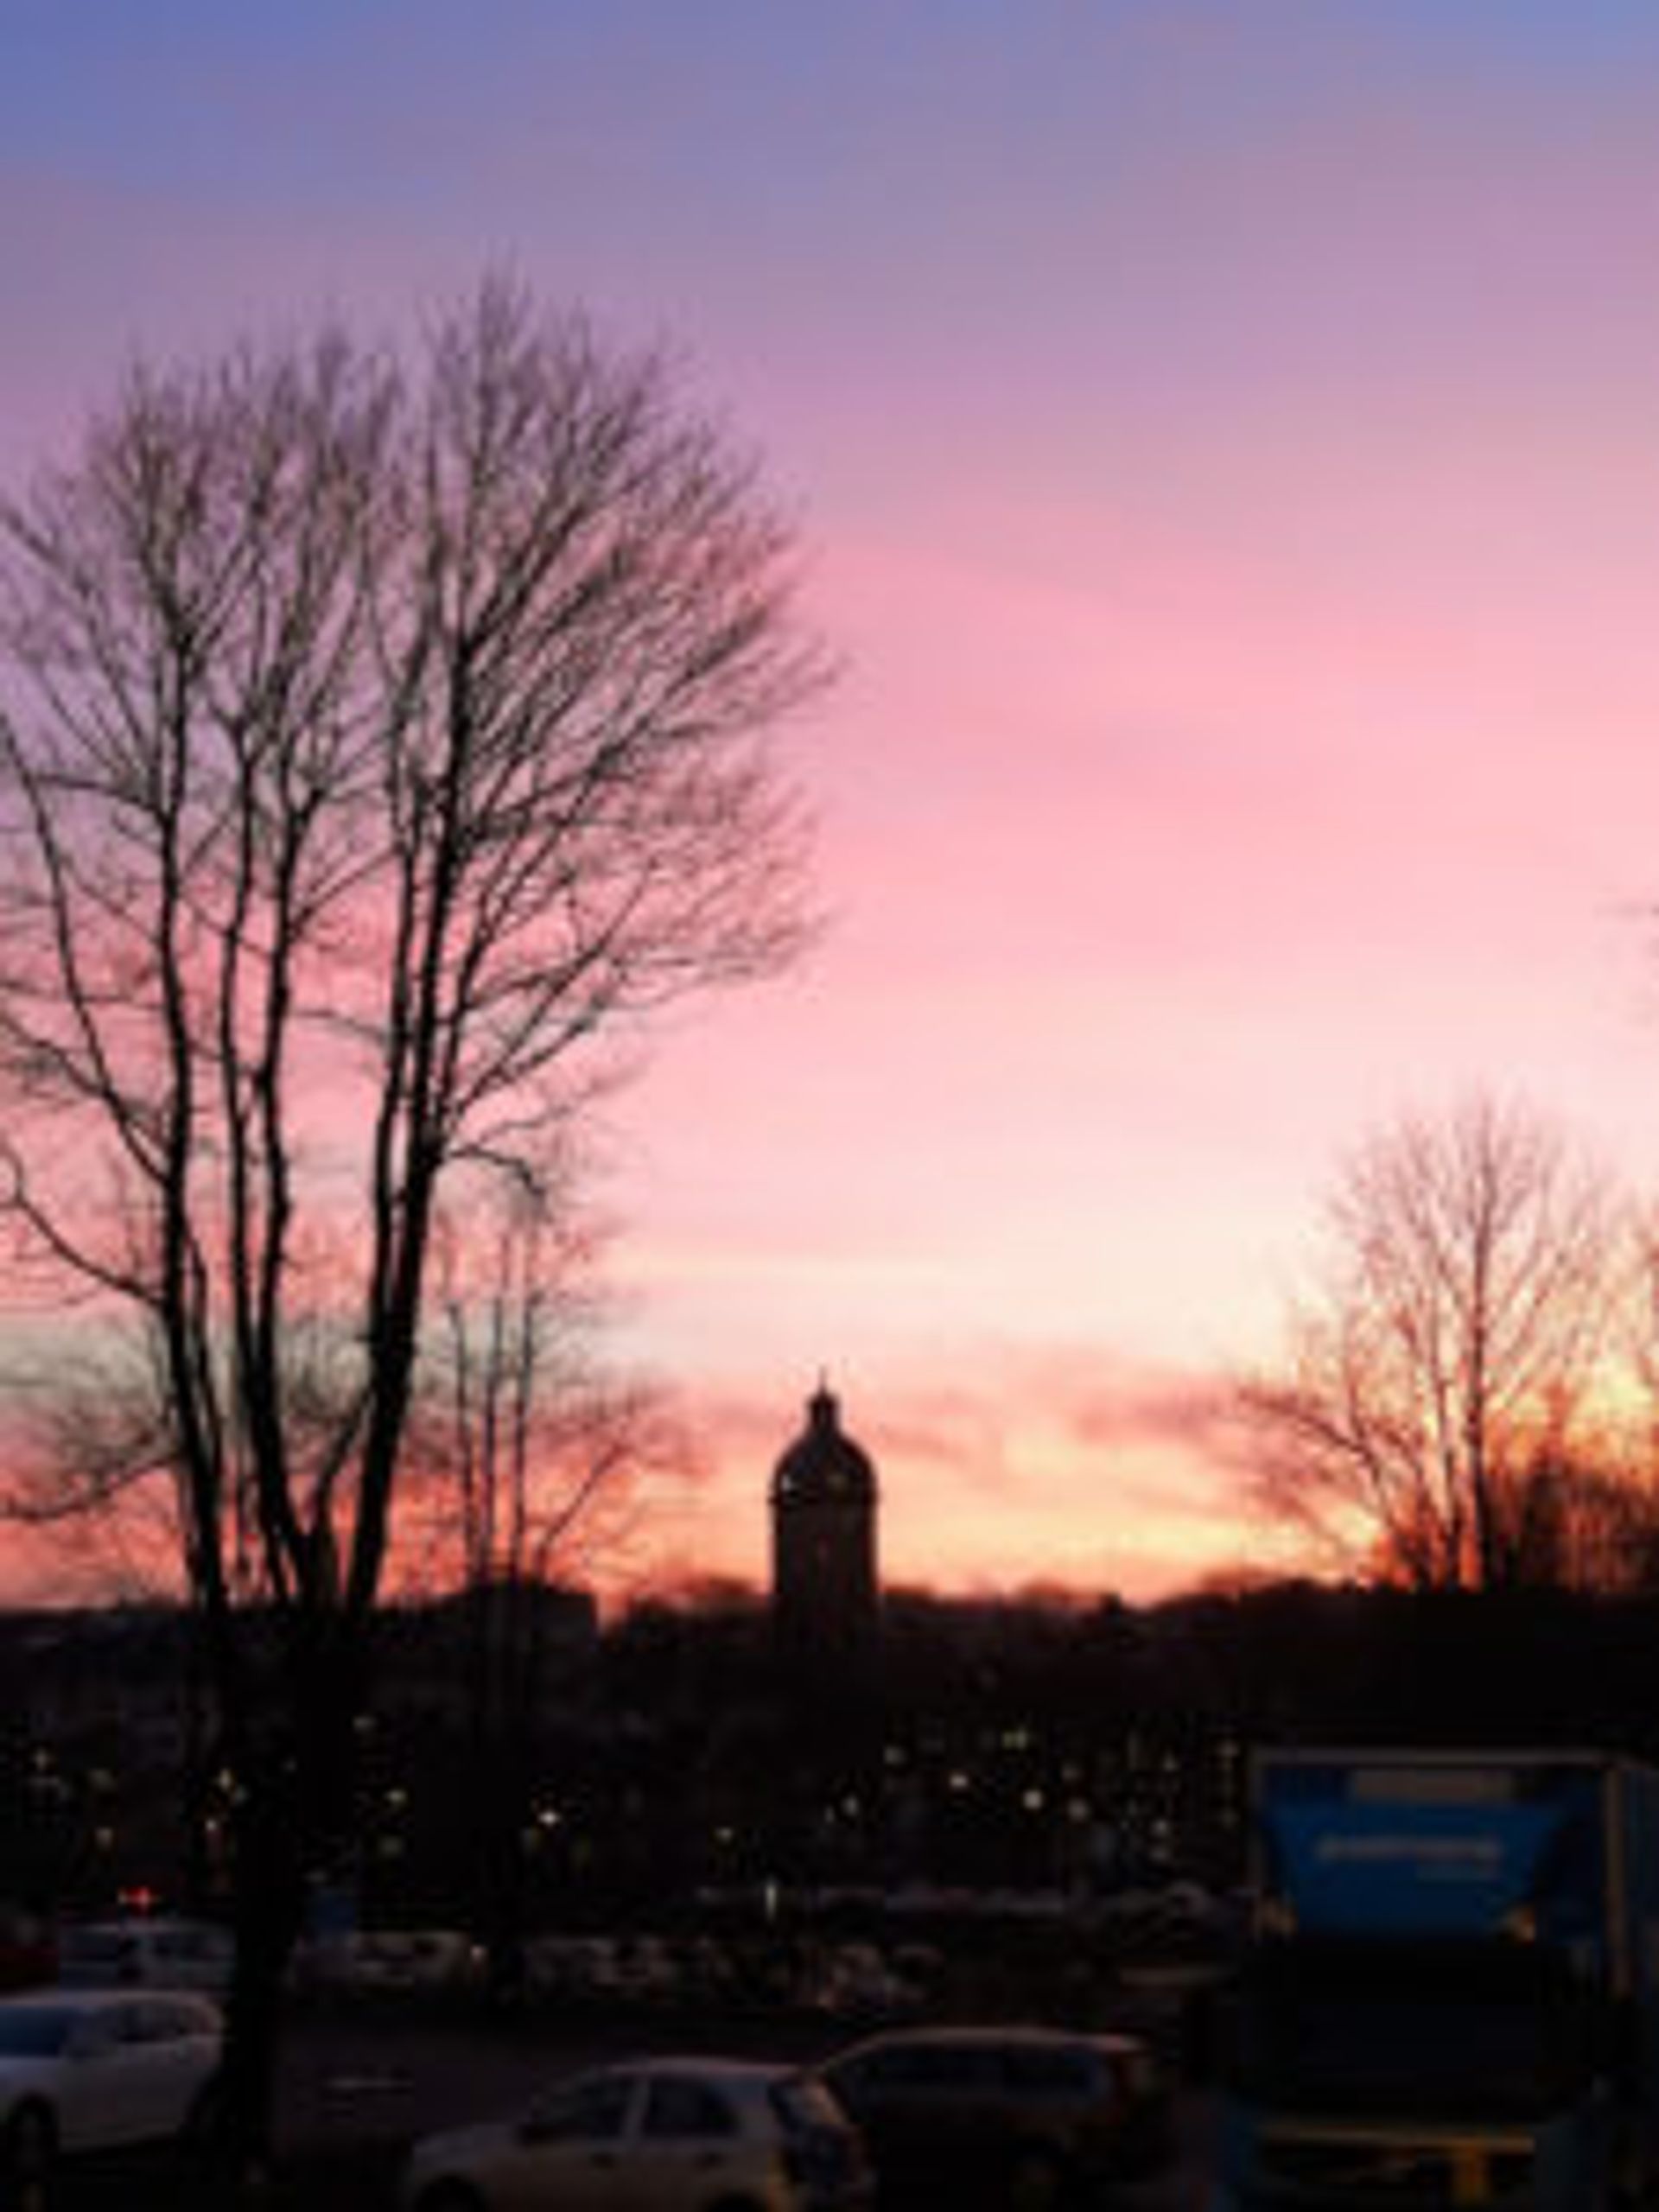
left=1490, top=1438, right=1659, bottom=1593
left=416, top=1178, right=677, bottom=1593
left=0, top=278, right=823, bottom=2182
left=1240, top=1096, right=1627, bottom=1591
left=407, top=1182, right=683, bottom=1986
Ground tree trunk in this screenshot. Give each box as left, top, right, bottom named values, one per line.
left=213, top=1790, right=308, bottom=2195
left=209, top=1637, right=364, bottom=2196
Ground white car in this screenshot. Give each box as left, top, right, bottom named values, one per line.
left=315, top=1928, right=484, bottom=1996
left=400, top=2056, right=874, bottom=2212
left=57, top=1916, right=235, bottom=1993
left=0, top=1989, right=222, bottom=2183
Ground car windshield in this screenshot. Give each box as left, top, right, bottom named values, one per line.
left=0, top=2007, right=78, bottom=2057
left=774, top=2075, right=847, bottom=2133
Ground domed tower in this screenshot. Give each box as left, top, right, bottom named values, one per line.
left=770, top=1383, right=880, bottom=1660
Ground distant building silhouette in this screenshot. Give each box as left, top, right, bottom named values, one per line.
left=769, top=1383, right=880, bottom=1662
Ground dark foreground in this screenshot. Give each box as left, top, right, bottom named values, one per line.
left=24, top=2008, right=1214, bottom=2210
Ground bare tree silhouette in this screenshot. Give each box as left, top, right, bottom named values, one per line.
left=0, top=276, right=824, bottom=2184
left=1241, top=1096, right=1632, bottom=1592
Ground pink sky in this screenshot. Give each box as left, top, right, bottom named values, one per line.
left=9, top=3, right=1659, bottom=1600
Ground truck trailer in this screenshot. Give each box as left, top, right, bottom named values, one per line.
left=1213, top=1748, right=1659, bottom=2209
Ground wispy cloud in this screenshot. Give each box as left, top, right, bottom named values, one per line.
left=638, top=1338, right=1282, bottom=1605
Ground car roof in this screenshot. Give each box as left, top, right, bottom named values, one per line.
left=831, top=2024, right=1139, bottom=2055
left=612, top=2056, right=791, bottom=2083
left=66, top=1917, right=225, bottom=1936
left=0, top=1989, right=129, bottom=2012
left=3, top=1986, right=220, bottom=2015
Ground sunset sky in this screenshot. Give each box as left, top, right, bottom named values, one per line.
left=9, top=2, right=1659, bottom=1600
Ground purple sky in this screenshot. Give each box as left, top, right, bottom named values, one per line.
left=9, top=2, right=1659, bottom=1598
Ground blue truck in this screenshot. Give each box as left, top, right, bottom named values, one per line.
left=1213, top=1749, right=1659, bottom=2209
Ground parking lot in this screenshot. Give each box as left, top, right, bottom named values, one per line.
left=32, top=2007, right=1217, bottom=2209
left=5, top=1905, right=1230, bottom=2208
left=285, top=2015, right=1215, bottom=2209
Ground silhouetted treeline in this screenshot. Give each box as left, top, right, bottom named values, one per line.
left=4, top=1579, right=1659, bottom=1928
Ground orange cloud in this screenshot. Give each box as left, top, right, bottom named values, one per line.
left=634, top=1340, right=1300, bottom=1608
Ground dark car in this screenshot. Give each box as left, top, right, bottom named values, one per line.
left=818, top=2024, right=1170, bottom=2209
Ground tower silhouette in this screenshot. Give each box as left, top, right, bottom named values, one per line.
left=769, top=1382, right=879, bottom=1661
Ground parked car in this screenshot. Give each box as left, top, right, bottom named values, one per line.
left=0, top=1988, right=222, bottom=2187
left=291, top=1926, right=484, bottom=2000
left=521, top=1933, right=698, bottom=2012
left=399, top=2055, right=874, bottom=2212
left=818, top=2024, right=1171, bottom=2209
left=807, top=1942, right=925, bottom=2023
left=57, top=1916, right=234, bottom=1993
left=521, top=1934, right=612, bottom=2005
left=0, top=1908, right=53, bottom=1994
left=345, top=1929, right=484, bottom=1996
